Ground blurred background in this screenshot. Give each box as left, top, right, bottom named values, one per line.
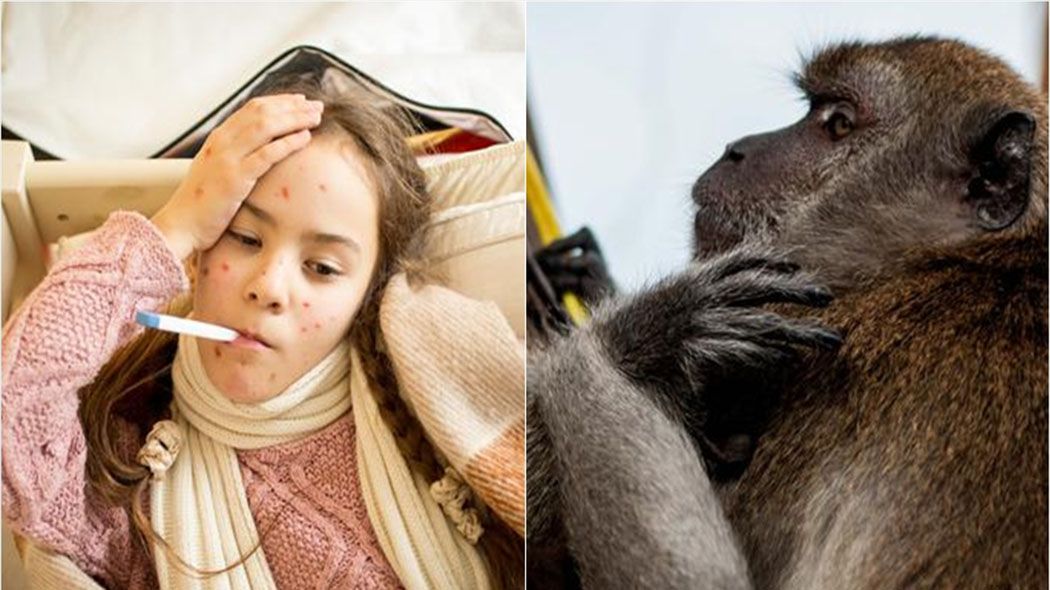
left=528, top=2, right=1048, bottom=291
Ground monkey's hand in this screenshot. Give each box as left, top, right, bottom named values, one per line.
left=535, top=227, right=617, bottom=307
left=590, top=246, right=841, bottom=469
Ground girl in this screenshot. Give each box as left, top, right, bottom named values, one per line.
left=3, top=85, right=524, bottom=589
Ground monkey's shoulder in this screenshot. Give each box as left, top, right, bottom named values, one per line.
left=831, top=237, right=1046, bottom=356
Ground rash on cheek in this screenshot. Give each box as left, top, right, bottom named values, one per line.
left=281, top=186, right=290, bottom=200
left=221, top=262, right=230, bottom=273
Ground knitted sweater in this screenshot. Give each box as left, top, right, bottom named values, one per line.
left=1, top=211, right=401, bottom=589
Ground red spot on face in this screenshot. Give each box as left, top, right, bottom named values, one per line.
left=201, top=266, right=210, bottom=277
left=303, top=302, right=311, bottom=308
left=300, top=326, right=308, bottom=333
left=221, top=262, right=230, bottom=272
left=318, top=183, right=327, bottom=192
left=203, top=147, right=213, bottom=158
left=314, top=322, right=321, bottom=330
left=194, top=186, right=204, bottom=199
left=215, top=348, right=222, bottom=358
left=281, top=186, right=290, bottom=200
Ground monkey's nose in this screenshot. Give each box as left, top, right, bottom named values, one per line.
left=723, top=142, right=745, bottom=163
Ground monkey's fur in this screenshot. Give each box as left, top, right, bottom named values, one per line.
left=527, top=37, right=1047, bottom=589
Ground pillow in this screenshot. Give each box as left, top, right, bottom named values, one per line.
left=420, top=140, right=525, bottom=338
left=422, top=140, right=524, bottom=210
left=425, top=191, right=524, bottom=338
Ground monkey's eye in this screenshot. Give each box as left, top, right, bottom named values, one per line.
left=824, top=112, right=855, bottom=141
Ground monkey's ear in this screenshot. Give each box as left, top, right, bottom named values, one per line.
left=967, top=110, right=1036, bottom=230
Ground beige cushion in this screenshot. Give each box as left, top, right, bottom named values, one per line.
left=420, top=141, right=525, bottom=338
left=425, top=191, right=524, bottom=338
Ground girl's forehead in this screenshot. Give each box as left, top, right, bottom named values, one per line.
left=266, top=138, right=373, bottom=195
left=243, top=137, right=380, bottom=241
left=292, top=136, right=369, bottom=177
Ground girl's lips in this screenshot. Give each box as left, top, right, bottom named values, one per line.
left=229, top=332, right=271, bottom=350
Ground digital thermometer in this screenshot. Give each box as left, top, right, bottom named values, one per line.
left=135, top=311, right=238, bottom=342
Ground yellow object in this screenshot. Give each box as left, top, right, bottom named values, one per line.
left=526, top=146, right=588, bottom=324
left=406, top=127, right=462, bottom=153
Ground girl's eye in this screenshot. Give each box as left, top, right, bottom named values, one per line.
left=227, top=231, right=261, bottom=248
left=824, top=111, right=855, bottom=140
left=306, top=261, right=342, bottom=278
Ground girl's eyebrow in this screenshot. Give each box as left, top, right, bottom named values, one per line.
left=243, top=201, right=361, bottom=253
left=308, top=231, right=361, bottom=253
left=242, top=201, right=277, bottom=225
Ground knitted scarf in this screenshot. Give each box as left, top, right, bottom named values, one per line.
left=151, top=332, right=352, bottom=589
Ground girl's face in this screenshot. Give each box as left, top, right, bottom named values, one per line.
left=192, top=136, right=380, bottom=403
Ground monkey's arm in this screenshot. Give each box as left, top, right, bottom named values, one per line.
left=529, top=334, right=752, bottom=590
left=526, top=247, right=840, bottom=588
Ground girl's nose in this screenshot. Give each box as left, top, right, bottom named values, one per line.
left=244, top=258, right=290, bottom=312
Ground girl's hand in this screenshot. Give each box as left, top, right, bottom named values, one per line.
left=151, top=94, right=324, bottom=260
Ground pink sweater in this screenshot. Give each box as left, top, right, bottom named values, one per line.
left=2, top=211, right=401, bottom=589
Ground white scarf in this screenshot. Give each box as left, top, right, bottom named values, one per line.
left=22, top=331, right=496, bottom=590
left=151, top=333, right=352, bottom=590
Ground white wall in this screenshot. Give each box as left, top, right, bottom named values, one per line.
left=528, top=2, right=1046, bottom=290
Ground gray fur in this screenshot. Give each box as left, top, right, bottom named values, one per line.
left=529, top=333, right=751, bottom=589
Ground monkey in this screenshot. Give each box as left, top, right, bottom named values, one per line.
left=526, top=36, right=1047, bottom=590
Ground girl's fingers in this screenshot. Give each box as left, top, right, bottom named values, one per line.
left=218, top=94, right=304, bottom=138
left=242, top=128, right=312, bottom=179
left=226, top=96, right=323, bottom=156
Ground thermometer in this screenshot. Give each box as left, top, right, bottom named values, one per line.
left=135, top=311, right=238, bottom=342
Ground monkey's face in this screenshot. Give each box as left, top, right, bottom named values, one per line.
left=690, top=98, right=864, bottom=257
left=690, top=38, right=1046, bottom=288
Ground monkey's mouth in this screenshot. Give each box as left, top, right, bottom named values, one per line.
left=693, top=211, right=745, bottom=261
